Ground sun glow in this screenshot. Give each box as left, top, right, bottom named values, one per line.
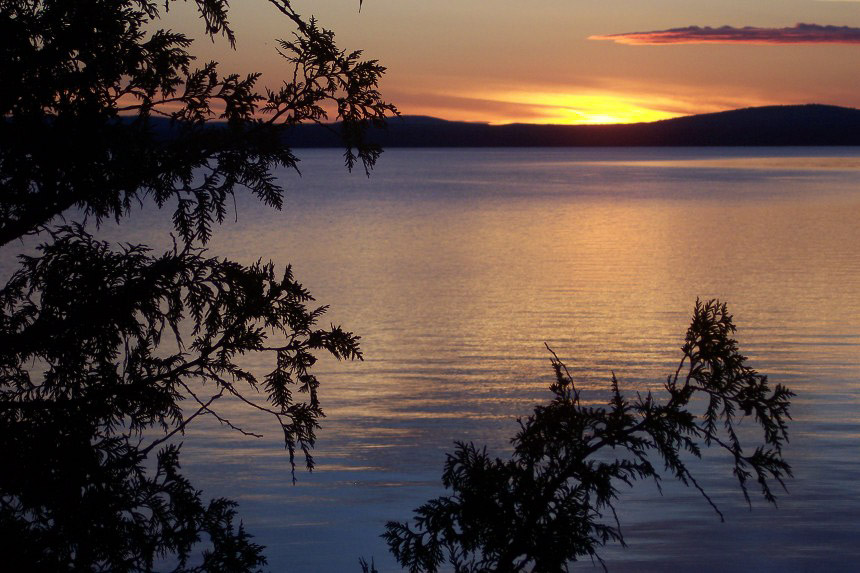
left=393, top=78, right=782, bottom=126
left=486, top=91, right=684, bottom=125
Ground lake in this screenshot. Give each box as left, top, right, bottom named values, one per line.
left=93, top=147, right=860, bottom=571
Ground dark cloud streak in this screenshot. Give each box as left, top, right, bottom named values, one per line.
left=590, top=23, right=860, bottom=45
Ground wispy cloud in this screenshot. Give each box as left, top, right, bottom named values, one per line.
left=590, top=23, right=860, bottom=45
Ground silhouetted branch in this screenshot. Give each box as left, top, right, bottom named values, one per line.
left=1, top=1, right=382, bottom=569
left=141, top=389, right=224, bottom=457
left=384, top=300, right=793, bottom=572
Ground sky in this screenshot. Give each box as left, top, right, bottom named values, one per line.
left=167, top=0, right=860, bottom=125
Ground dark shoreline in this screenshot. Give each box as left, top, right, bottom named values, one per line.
left=283, top=104, right=860, bottom=148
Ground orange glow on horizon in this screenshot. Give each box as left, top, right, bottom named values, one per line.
left=387, top=80, right=782, bottom=126
left=497, top=92, right=683, bottom=125
left=450, top=90, right=692, bottom=125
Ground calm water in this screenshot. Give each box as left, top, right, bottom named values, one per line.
left=64, top=149, right=860, bottom=570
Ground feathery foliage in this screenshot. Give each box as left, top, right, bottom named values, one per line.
left=0, top=0, right=393, bottom=569
left=384, top=299, right=794, bottom=573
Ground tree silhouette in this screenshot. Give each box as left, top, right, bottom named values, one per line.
left=384, top=300, right=794, bottom=572
left=0, top=1, right=394, bottom=570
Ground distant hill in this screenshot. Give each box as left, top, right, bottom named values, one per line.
left=283, top=104, right=860, bottom=147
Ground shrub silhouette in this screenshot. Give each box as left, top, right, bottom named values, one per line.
left=0, top=0, right=393, bottom=570
left=384, top=299, right=794, bottom=572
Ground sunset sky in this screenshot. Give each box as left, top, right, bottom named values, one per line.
left=169, top=0, right=860, bottom=125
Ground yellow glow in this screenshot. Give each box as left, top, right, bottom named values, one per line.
left=483, top=91, right=685, bottom=125
left=393, top=79, right=781, bottom=126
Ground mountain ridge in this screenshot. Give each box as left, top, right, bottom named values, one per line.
left=284, top=104, right=860, bottom=147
